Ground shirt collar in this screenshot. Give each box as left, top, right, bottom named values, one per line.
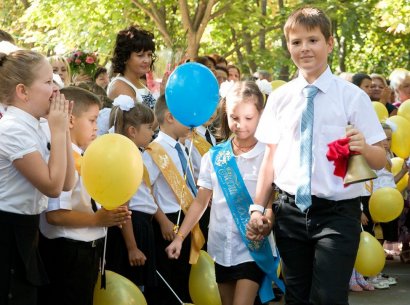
left=71, top=143, right=83, bottom=155
left=231, top=140, right=265, bottom=159
left=6, top=106, right=41, bottom=131
left=195, top=125, right=206, bottom=136
left=296, top=66, right=334, bottom=94
left=156, top=130, right=179, bottom=148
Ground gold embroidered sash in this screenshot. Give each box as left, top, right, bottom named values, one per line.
left=146, top=142, right=205, bottom=264
left=73, top=150, right=82, bottom=175
left=192, top=130, right=212, bottom=156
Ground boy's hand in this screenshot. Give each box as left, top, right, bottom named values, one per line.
left=361, top=212, right=369, bottom=226
left=165, top=237, right=183, bottom=259
left=159, top=218, right=176, bottom=241
left=128, top=247, right=147, bottom=267
left=346, top=128, right=366, bottom=154
left=95, top=206, right=131, bottom=227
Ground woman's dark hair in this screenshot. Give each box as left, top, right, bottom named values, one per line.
left=111, top=25, right=156, bottom=74
left=352, top=73, right=371, bottom=87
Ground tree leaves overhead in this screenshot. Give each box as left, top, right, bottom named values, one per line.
left=1, top=0, right=409, bottom=79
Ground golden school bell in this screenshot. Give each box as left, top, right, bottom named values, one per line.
left=344, top=125, right=377, bottom=185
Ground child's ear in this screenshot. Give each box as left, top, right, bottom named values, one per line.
left=15, top=84, right=28, bottom=102
left=165, top=110, right=174, bottom=123
left=127, top=125, right=136, bottom=139
left=69, top=114, right=75, bottom=129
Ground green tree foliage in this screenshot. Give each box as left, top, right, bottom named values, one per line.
left=1, top=0, right=409, bottom=80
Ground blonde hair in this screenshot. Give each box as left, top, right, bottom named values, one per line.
left=48, top=55, right=71, bottom=85
left=0, top=50, right=46, bottom=105
left=389, top=69, right=410, bottom=91
left=109, top=102, right=155, bottom=136
left=217, top=81, right=264, bottom=141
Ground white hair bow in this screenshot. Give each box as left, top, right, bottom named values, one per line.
left=219, top=80, right=235, bottom=98
left=113, top=95, right=135, bottom=111
left=385, top=119, right=397, bottom=132
left=256, top=79, right=272, bottom=95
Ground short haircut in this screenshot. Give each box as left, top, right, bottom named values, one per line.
left=0, top=30, right=15, bottom=44
left=60, top=86, right=101, bottom=117
left=352, top=73, right=371, bottom=87
left=284, top=7, right=332, bottom=41
left=370, top=73, right=388, bottom=87
left=215, top=66, right=229, bottom=76
left=154, top=94, right=169, bottom=125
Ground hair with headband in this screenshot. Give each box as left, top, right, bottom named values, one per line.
left=109, top=95, right=155, bottom=135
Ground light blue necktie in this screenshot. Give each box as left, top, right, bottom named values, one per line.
left=175, top=142, right=198, bottom=196
left=295, top=85, right=319, bottom=211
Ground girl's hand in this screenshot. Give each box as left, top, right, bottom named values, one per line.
left=48, top=92, right=69, bottom=134
left=95, top=206, right=131, bottom=227
left=346, top=128, right=366, bottom=154
left=160, top=218, right=176, bottom=241
left=128, top=247, right=147, bottom=267
left=165, top=237, right=183, bottom=259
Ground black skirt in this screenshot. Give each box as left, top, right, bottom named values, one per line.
left=0, top=210, right=48, bottom=305
left=105, top=211, right=157, bottom=287
left=215, top=261, right=265, bottom=285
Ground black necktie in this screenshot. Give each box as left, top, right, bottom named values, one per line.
left=205, top=129, right=214, bottom=146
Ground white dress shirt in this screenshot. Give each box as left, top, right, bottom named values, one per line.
left=198, top=141, right=266, bottom=267
left=0, top=106, right=49, bottom=214
left=143, top=131, right=196, bottom=214
left=129, top=179, right=158, bottom=215
left=39, top=143, right=106, bottom=241
left=256, top=67, right=386, bottom=201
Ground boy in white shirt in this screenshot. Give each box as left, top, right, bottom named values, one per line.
left=247, top=7, right=386, bottom=305
left=38, top=87, right=131, bottom=305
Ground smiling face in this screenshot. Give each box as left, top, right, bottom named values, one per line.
left=287, top=25, right=333, bottom=83
left=371, top=78, right=386, bottom=100
left=360, top=78, right=373, bottom=97
left=26, top=59, right=56, bottom=118
left=397, top=75, right=410, bottom=103
left=124, top=50, right=153, bottom=78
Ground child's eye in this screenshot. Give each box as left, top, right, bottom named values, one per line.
left=292, top=41, right=300, bottom=45
left=310, top=39, right=317, bottom=43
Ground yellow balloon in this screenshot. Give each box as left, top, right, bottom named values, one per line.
left=271, top=80, right=286, bottom=91
left=372, top=102, right=388, bottom=122
left=369, top=187, right=404, bottom=222
left=94, top=270, right=147, bottom=305
left=398, top=99, right=410, bottom=122
left=189, top=250, right=221, bottom=305
left=354, top=232, right=386, bottom=276
left=391, top=157, right=409, bottom=192
left=388, top=115, right=410, bottom=159
left=82, top=134, right=143, bottom=210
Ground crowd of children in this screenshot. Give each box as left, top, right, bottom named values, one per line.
left=1, top=6, right=410, bottom=305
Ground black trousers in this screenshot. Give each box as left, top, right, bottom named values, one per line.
left=37, top=234, right=103, bottom=305
left=152, top=212, right=192, bottom=305
left=274, top=194, right=361, bottom=305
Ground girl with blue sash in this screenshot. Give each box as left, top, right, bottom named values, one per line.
left=166, top=81, right=283, bottom=305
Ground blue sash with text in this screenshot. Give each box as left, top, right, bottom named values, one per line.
left=210, top=140, right=284, bottom=303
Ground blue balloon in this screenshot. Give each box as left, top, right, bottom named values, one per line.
left=165, top=62, right=219, bottom=127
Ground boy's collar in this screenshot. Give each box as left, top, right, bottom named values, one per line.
left=297, top=66, right=333, bottom=94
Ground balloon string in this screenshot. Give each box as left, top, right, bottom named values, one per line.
left=176, top=128, right=196, bottom=230
left=156, top=270, right=184, bottom=305
left=100, top=227, right=108, bottom=288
